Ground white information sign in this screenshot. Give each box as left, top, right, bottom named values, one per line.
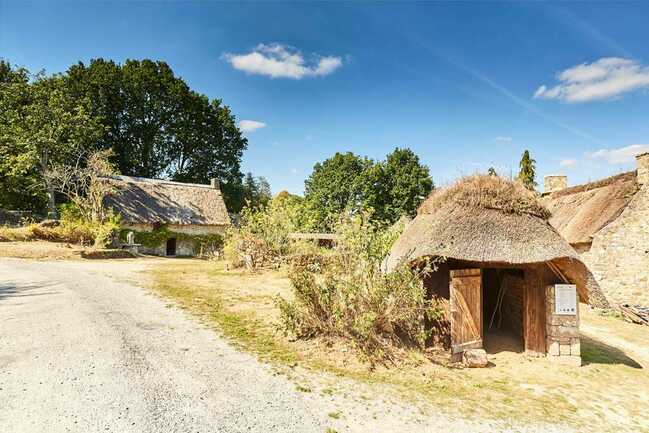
left=555, top=284, right=577, bottom=315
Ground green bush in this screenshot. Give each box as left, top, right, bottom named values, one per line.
left=224, top=192, right=315, bottom=270
left=276, top=212, right=444, bottom=363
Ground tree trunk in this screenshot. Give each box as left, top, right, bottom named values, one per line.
left=46, top=181, right=57, bottom=219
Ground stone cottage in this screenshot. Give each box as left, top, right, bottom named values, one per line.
left=104, top=175, right=230, bottom=256
left=541, top=152, right=649, bottom=307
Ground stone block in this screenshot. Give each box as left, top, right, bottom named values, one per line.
left=463, top=349, right=488, bottom=368
left=548, top=355, right=582, bottom=367
left=559, top=344, right=571, bottom=356
left=547, top=341, right=560, bottom=356
left=570, top=339, right=580, bottom=356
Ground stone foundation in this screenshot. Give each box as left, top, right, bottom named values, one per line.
left=545, top=285, right=581, bottom=366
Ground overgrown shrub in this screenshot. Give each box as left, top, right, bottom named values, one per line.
left=276, top=212, right=444, bottom=363
left=224, top=192, right=314, bottom=270
left=0, top=205, right=120, bottom=248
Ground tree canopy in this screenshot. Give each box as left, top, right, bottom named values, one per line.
left=517, top=150, right=537, bottom=190
left=303, top=148, right=433, bottom=230
left=0, top=58, right=249, bottom=213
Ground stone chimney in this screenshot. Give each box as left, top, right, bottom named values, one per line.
left=544, top=175, right=567, bottom=193
left=636, top=152, right=649, bottom=185
left=210, top=178, right=220, bottom=190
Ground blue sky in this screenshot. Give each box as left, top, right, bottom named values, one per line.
left=2, top=1, right=649, bottom=194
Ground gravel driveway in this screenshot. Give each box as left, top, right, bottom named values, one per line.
left=0, top=258, right=572, bottom=433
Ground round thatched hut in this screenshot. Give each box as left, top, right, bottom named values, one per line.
left=385, top=175, right=601, bottom=364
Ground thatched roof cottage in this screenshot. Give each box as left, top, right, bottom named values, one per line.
left=104, top=175, right=230, bottom=256
left=385, top=175, right=593, bottom=365
left=540, top=152, right=649, bottom=307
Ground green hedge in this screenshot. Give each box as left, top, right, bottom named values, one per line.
left=119, top=225, right=224, bottom=252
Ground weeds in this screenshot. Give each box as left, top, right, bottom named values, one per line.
left=276, top=212, right=444, bottom=363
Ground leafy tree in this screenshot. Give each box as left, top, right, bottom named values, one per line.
left=304, top=152, right=372, bottom=230
left=375, top=147, right=433, bottom=222
left=0, top=69, right=103, bottom=216
left=65, top=58, right=248, bottom=211
left=0, top=61, right=44, bottom=211
left=241, top=172, right=272, bottom=209
left=487, top=166, right=498, bottom=176
left=517, top=150, right=537, bottom=190
left=303, top=149, right=432, bottom=230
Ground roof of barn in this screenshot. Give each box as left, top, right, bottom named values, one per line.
left=539, top=171, right=638, bottom=244
left=384, top=175, right=581, bottom=271
left=103, top=175, right=230, bottom=226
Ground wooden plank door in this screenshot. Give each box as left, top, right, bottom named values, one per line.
left=450, top=269, right=483, bottom=357
left=523, top=269, right=546, bottom=355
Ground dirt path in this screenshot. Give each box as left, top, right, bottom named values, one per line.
left=0, top=258, right=577, bottom=433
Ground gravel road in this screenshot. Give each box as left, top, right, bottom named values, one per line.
left=0, top=258, right=572, bottom=433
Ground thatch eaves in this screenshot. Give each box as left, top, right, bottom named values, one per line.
left=103, top=175, right=230, bottom=226
left=385, top=175, right=580, bottom=271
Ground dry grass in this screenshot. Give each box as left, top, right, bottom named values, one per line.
left=0, top=241, right=88, bottom=260
left=420, top=175, right=550, bottom=219
left=142, top=260, right=649, bottom=432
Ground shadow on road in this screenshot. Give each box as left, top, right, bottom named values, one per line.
left=0, top=282, right=60, bottom=302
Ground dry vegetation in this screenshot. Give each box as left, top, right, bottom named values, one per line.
left=143, top=260, right=649, bottom=432
left=420, top=175, right=551, bottom=219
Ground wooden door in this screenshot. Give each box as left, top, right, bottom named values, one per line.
left=450, top=269, right=483, bottom=357
left=523, top=268, right=546, bottom=355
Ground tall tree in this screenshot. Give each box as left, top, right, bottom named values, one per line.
left=304, top=152, right=372, bottom=230
left=0, top=69, right=103, bottom=216
left=241, top=172, right=272, bottom=209
left=0, top=61, right=44, bottom=211
left=65, top=58, right=248, bottom=211
left=303, top=148, right=432, bottom=230
left=517, top=150, right=537, bottom=190
left=377, top=147, right=433, bottom=222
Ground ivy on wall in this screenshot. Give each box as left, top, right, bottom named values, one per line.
left=119, top=225, right=224, bottom=252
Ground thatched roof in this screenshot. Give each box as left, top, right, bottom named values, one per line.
left=104, top=175, right=230, bottom=226
left=385, top=175, right=581, bottom=271
left=540, top=171, right=638, bottom=244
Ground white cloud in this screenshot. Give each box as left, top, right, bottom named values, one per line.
left=493, top=136, right=512, bottom=143
left=586, top=144, right=649, bottom=164
left=239, top=120, right=266, bottom=133
left=559, top=158, right=577, bottom=167
left=224, top=43, right=342, bottom=79
left=534, top=57, right=649, bottom=103
left=290, top=168, right=298, bottom=174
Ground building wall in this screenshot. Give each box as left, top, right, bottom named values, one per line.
left=544, top=175, right=567, bottom=193
left=121, top=223, right=227, bottom=256
left=581, top=184, right=649, bottom=306
left=545, top=284, right=581, bottom=366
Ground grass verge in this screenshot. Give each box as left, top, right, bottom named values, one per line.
left=144, top=260, right=649, bottom=432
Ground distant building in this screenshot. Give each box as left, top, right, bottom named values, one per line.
left=104, top=175, right=230, bottom=256
left=541, top=152, right=649, bottom=307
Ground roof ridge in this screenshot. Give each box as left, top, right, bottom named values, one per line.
left=105, top=175, right=216, bottom=190
left=549, top=171, right=636, bottom=198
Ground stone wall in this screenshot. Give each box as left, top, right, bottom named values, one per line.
left=545, top=284, right=581, bottom=366
left=581, top=183, right=649, bottom=307
left=121, top=223, right=226, bottom=257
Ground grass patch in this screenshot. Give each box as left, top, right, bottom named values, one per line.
left=327, top=411, right=342, bottom=419
left=143, top=260, right=649, bottom=432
